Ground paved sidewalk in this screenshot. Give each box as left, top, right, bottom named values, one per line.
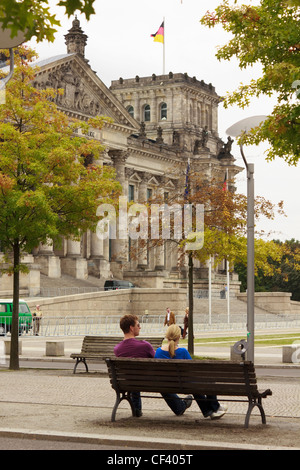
left=0, top=335, right=299, bottom=450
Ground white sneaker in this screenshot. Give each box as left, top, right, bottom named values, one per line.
left=210, top=404, right=228, bottom=420
left=218, top=404, right=228, bottom=412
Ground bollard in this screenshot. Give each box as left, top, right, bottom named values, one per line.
left=46, top=341, right=65, bottom=357
left=3, top=339, right=22, bottom=355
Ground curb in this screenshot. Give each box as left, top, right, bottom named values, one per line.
left=0, top=428, right=298, bottom=451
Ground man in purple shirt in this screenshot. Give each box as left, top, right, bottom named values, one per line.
left=114, top=315, right=154, bottom=417
left=114, top=315, right=155, bottom=359
left=114, top=314, right=192, bottom=417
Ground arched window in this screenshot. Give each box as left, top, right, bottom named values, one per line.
left=160, top=102, right=167, bottom=120
left=144, top=104, right=151, bottom=122
left=127, top=105, right=134, bottom=118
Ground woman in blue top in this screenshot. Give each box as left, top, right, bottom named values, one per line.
left=155, top=325, right=227, bottom=419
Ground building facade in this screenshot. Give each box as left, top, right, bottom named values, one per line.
left=1, top=18, right=243, bottom=294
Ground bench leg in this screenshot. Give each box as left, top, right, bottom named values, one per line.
left=111, top=392, right=121, bottom=422
left=111, top=392, right=135, bottom=422
left=245, top=398, right=267, bottom=428
left=257, top=397, right=267, bottom=425
left=73, top=358, right=89, bottom=374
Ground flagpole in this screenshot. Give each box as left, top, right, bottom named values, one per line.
left=225, top=168, right=230, bottom=323
left=209, top=256, right=212, bottom=325
left=227, top=260, right=230, bottom=323
left=163, top=17, right=165, bottom=74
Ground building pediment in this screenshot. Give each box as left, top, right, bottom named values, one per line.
left=147, top=176, right=160, bottom=186
left=33, top=53, right=139, bottom=133
left=128, top=172, right=142, bottom=183
left=164, top=179, right=176, bottom=189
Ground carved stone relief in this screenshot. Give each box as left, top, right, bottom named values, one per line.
left=34, top=64, right=103, bottom=116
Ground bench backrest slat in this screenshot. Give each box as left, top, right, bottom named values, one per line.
left=106, top=357, right=259, bottom=398
left=80, top=336, right=163, bottom=355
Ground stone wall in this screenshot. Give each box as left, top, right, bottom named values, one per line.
left=237, top=292, right=300, bottom=315
left=26, top=288, right=188, bottom=318
left=26, top=289, right=300, bottom=318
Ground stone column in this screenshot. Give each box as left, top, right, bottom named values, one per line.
left=137, top=174, right=148, bottom=269
left=34, top=240, right=61, bottom=278
left=88, top=231, right=110, bottom=279
left=109, top=150, right=128, bottom=277
left=133, top=92, right=140, bottom=122
left=154, top=186, right=165, bottom=270
left=60, top=237, right=88, bottom=279
left=150, top=90, right=157, bottom=123
left=67, top=239, right=81, bottom=256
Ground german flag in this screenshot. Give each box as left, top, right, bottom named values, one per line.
left=151, top=21, right=164, bottom=43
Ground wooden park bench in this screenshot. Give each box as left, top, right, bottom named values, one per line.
left=105, top=357, right=272, bottom=428
left=70, top=335, right=163, bottom=374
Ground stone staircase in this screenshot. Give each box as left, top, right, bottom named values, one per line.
left=39, top=273, right=104, bottom=296
left=193, top=297, right=298, bottom=323
left=193, top=297, right=266, bottom=316
left=38, top=274, right=297, bottom=322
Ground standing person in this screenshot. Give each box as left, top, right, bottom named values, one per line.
left=155, top=325, right=228, bottom=420
left=164, top=307, right=175, bottom=327
left=114, top=314, right=192, bottom=417
left=182, top=307, right=189, bottom=339
left=33, top=305, right=42, bottom=336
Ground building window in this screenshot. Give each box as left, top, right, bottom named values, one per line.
left=144, top=104, right=151, bottom=122
left=128, top=184, right=135, bottom=202
left=160, top=102, right=167, bottom=120
left=127, top=105, right=134, bottom=118
left=147, top=188, right=152, bottom=201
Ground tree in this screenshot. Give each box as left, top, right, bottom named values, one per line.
left=0, top=0, right=97, bottom=43
left=0, top=47, right=121, bottom=369
left=127, top=164, right=284, bottom=354
left=201, top=0, right=300, bottom=164
left=235, top=238, right=300, bottom=299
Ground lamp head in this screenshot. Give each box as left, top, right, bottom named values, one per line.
left=0, top=25, right=26, bottom=49
left=226, top=115, right=267, bottom=137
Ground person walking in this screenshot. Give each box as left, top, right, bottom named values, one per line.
left=33, top=305, right=42, bottom=336
left=164, top=307, right=176, bottom=327
left=182, top=307, right=189, bottom=339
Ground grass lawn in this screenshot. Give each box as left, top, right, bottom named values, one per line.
left=180, top=332, right=300, bottom=347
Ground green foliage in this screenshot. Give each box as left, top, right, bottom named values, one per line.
left=0, top=47, right=121, bottom=268
left=0, top=0, right=96, bottom=42
left=235, top=238, right=300, bottom=299
left=201, top=0, right=300, bottom=164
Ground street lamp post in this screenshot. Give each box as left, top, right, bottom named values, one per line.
left=226, top=116, right=267, bottom=363
left=0, top=24, right=26, bottom=89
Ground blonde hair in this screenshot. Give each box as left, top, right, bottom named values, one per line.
left=165, top=324, right=181, bottom=358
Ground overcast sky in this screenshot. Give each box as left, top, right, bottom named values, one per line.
left=29, top=0, right=300, bottom=241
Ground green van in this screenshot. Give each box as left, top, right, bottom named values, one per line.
left=0, top=299, right=33, bottom=336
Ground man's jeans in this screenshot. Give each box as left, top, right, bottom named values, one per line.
left=131, top=392, right=220, bottom=417
left=162, top=393, right=220, bottom=417
left=130, top=392, right=142, bottom=412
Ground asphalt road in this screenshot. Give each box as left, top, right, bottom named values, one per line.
left=8, top=358, right=299, bottom=380
left=0, top=436, right=150, bottom=451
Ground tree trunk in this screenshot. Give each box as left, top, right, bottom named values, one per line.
left=9, top=242, right=20, bottom=370
left=188, top=252, right=194, bottom=355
